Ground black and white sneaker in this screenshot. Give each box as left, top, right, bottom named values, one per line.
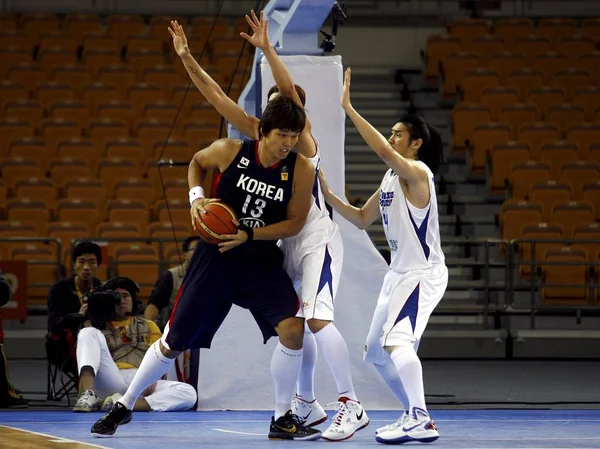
left=91, top=402, right=133, bottom=437
left=268, top=410, right=322, bottom=441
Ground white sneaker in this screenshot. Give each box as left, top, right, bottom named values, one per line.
left=322, top=397, right=369, bottom=441
left=376, top=410, right=408, bottom=435
left=375, top=407, right=439, bottom=444
left=73, top=389, right=98, bottom=412
left=101, top=393, right=123, bottom=412
left=291, top=395, right=328, bottom=427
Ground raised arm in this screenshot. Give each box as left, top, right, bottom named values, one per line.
left=169, top=21, right=259, bottom=139
left=319, top=170, right=380, bottom=230
left=241, top=11, right=316, bottom=158
left=341, top=68, right=428, bottom=184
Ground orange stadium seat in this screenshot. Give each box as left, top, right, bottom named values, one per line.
left=56, top=198, right=101, bottom=233
left=106, top=199, right=150, bottom=234
left=6, top=62, right=46, bottom=93
left=553, top=68, right=591, bottom=101
left=2, top=100, right=43, bottom=136
left=462, top=34, right=505, bottom=62
left=126, top=34, right=164, bottom=54
left=517, top=122, right=559, bottom=160
left=591, top=143, right=600, bottom=165
left=480, top=87, right=519, bottom=121
left=9, top=138, right=49, bottom=167
left=488, top=52, right=525, bottom=84
left=551, top=201, right=595, bottom=238
left=451, top=104, right=491, bottom=150
left=493, top=18, right=533, bottom=49
left=142, top=65, right=180, bottom=97
left=572, top=88, right=600, bottom=122
left=6, top=198, right=50, bottom=233
left=81, top=82, right=120, bottom=112
left=0, top=48, right=33, bottom=78
left=560, top=161, right=600, bottom=198
left=542, top=248, right=589, bottom=305
left=127, top=50, right=165, bottom=79
left=49, top=100, right=91, bottom=130
left=520, top=222, right=564, bottom=276
left=14, top=177, right=57, bottom=207
left=514, top=35, right=551, bottom=65
left=556, top=36, right=596, bottom=65
left=89, top=119, right=130, bottom=156
left=490, top=141, right=531, bottom=191
left=154, top=139, right=192, bottom=161
left=143, top=101, right=179, bottom=123
left=115, top=250, right=159, bottom=298
left=47, top=221, right=91, bottom=248
left=0, top=156, right=44, bottom=188
left=578, top=52, right=600, bottom=86
left=149, top=15, right=187, bottom=44
left=96, top=158, right=140, bottom=196
left=20, top=13, right=60, bottom=39
left=469, top=122, right=512, bottom=171
left=38, top=48, right=78, bottom=78
left=35, top=81, right=75, bottom=110
left=581, top=181, right=600, bottom=220
left=126, top=83, right=164, bottom=115
left=526, top=87, right=565, bottom=119
left=188, top=104, right=222, bottom=127
left=510, top=161, right=551, bottom=200
left=155, top=199, right=193, bottom=231
left=506, top=68, right=544, bottom=102
left=114, top=178, right=155, bottom=206
left=38, top=31, right=79, bottom=55
left=82, top=48, right=121, bottom=76
left=64, top=178, right=107, bottom=208
left=96, top=65, right=136, bottom=97
left=539, top=141, right=580, bottom=179
left=500, top=200, right=543, bottom=241
left=190, top=16, right=232, bottom=40
left=460, top=68, right=499, bottom=103
left=182, top=120, right=221, bottom=150
left=448, top=18, right=491, bottom=42
left=39, top=118, right=82, bottom=154
left=0, top=13, right=17, bottom=32
left=500, top=105, right=539, bottom=140
left=530, top=180, right=573, bottom=221
left=440, top=52, right=481, bottom=97
left=105, top=137, right=146, bottom=162
left=52, top=64, right=92, bottom=95
left=135, top=119, right=173, bottom=154
left=63, top=14, right=103, bottom=41
left=566, top=123, right=600, bottom=159
left=96, top=101, right=136, bottom=129
left=0, top=80, right=29, bottom=111
left=582, top=18, right=600, bottom=40
left=49, top=157, right=91, bottom=186
left=11, top=243, right=59, bottom=301
left=81, top=34, right=120, bottom=54
left=573, top=222, right=600, bottom=261
left=538, top=18, right=577, bottom=45
left=57, top=137, right=97, bottom=165
left=107, top=14, right=146, bottom=47
left=532, top=52, right=569, bottom=84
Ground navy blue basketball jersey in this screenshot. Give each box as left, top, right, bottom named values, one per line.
left=215, top=139, right=297, bottom=259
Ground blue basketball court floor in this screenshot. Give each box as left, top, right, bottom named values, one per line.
left=1, top=409, right=599, bottom=448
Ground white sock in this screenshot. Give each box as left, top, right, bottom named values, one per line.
left=390, top=345, right=427, bottom=413
left=271, top=341, right=303, bottom=420
left=118, top=340, right=174, bottom=410
left=373, top=359, right=409, bottom=409
left=296, top=328, right=317, bottom=402
left=313, top=323, right=357, bottom=401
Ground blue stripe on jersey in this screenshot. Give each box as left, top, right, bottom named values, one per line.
left=312, top=167, right=321, bottom=209
left=406, top=205, right=431, bottom=260
left=394, top=283, right=419, bottom=332
left=317, top=246, right=333, bottom=297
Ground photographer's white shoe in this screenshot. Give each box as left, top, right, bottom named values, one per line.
left=73, top=389, right=99, bottom=412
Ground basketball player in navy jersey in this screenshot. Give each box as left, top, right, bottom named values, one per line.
left=91, top=95, right=322, bottom=441
left=319, top=68, right=447, bottom=444
left=165, top=13, right=369, bottom=440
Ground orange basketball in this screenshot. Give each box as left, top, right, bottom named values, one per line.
left=195, top=202, right=238, bottom=244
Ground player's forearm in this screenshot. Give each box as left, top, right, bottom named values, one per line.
left=188, top=157, right=206, bottom=190
left=262, top=46, right=296, bottom=97
left=253, top=218, right=306, bottom=240
left=345, top=106, right=395, bottom=160
left=180, top=54, right=226, bottom=105
left=322, top=189, right=368, bottom=229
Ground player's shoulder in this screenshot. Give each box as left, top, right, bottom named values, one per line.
left=210, top=138, right=243, bottom=152
left=293, top=152, right=314, bottom=175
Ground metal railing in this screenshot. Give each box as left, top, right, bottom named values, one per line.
left=1, top=235, right=600, bottom=318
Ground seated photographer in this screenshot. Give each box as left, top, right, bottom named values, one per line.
left=73, top=276, right=196, bottom=413
left=0, top=268, right=27, bottom=408
left=47, top=241, right=103, bottom=372
left=144, top=236, right=199, bottom=331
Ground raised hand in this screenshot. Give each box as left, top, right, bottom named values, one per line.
left=240, top=10, right=270, bottom=50
left=341, top=67, right=352, bottom=111
left=168, top=20, right=190, bottom=58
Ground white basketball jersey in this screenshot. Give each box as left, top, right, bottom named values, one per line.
left=378, top=162, right=445, bottom=273
left=295, top=134, right=334, bottom=237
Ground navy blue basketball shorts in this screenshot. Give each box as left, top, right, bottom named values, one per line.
left=164, top=242, right=300, bottom=352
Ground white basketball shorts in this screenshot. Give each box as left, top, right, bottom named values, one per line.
left=363, top=264, right=448, bottom=364
left=279, top=222, right=343, bottom=322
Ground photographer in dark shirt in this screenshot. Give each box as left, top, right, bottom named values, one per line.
left=0, top=268, right=27, bottom=408
left=46, top=241, right=103, bottom=372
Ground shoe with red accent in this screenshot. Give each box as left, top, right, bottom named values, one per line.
left=291, top=395, right=328, bottom=427
left=322, top=397, right=369, bottom=441
left=375, top=407, right=439, bottom=444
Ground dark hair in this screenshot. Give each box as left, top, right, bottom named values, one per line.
left=258, top=95, right=306, bottom=138
left=397, top=115, right=443, bottom=175
left=183, top=236, right=200, bottom=252
left=102, top=276, right=142, bottom=315
left=267, top=84, right=306, bottom=107
left=72, top=240, right=102, bottom=265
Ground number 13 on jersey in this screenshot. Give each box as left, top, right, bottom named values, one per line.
left=242, top=194, right=266, bottom=218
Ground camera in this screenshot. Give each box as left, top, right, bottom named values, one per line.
left=85, top=290, right=122, bottom=328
